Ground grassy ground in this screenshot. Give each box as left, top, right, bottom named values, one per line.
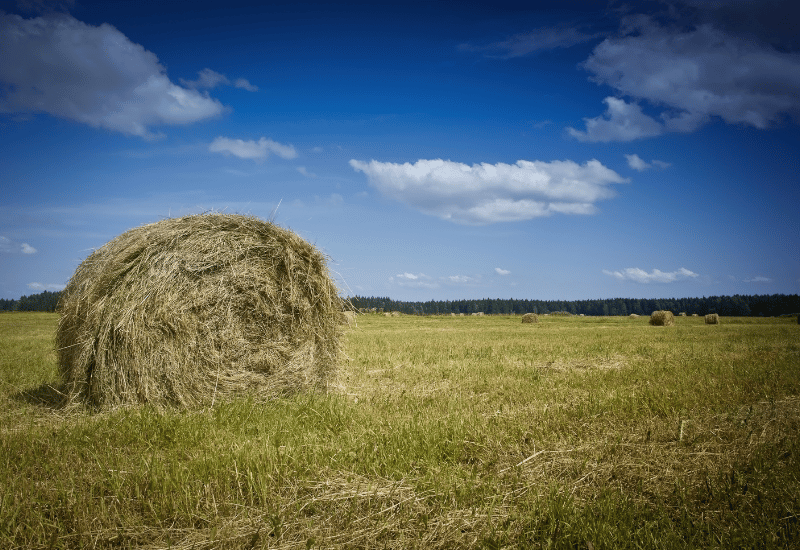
left=1, top=312, right=798, bottom=549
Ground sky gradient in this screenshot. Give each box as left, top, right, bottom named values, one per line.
left=2, top=0, right=799, bottom=302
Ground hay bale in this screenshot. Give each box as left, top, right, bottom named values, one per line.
left=630, top=314, right=639, bottom=318
left=649, top=310, right=675, bottom=326
left=521, top=313, right=538, bottom=324
left=705, top=313, right=720, bottom=325
left=692, top=314, right=699, bottom=317
left=56, top=213, right=344, bottom=409
left=342, top=310, right=358, bottom=327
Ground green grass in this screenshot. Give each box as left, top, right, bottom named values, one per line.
left=1, top=312, right=798, bottom=548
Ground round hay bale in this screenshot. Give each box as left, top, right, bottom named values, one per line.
left=705, top=313, right=720, bottom=325
left=521, top=313, right=539, bottom=324
left=630, top=314, right=639, bottom=318
left=56, top=213, right=344, bottom=409
left=649, top=310, right=675, bottom=326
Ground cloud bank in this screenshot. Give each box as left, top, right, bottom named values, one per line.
left=209, top=137, right=298, bottom=161
left=569, top=17, right=800, bottom=141
left=350, top=158, right=627, bottom=225
left=0, top=13, right=225, bottom=137
left=603, top=267, right=699, bottom=283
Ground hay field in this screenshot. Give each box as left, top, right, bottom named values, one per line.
left=2, top=312, right=799, bottom=549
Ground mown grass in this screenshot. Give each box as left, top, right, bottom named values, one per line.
left=1, top=312, right=798, bottom=549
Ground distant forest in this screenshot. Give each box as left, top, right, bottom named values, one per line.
left=2, top=290, right=799, bottom=317
left=350, top=294, right=800, bottom=317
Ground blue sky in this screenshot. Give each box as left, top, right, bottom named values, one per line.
left=1, top=0, right=799, bottom=302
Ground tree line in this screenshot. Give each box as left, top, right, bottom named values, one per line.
left=349, top=294, right=800, bottom=317
left=2, top=290, right=798, bottom=317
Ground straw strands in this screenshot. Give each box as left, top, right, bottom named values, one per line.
left=56, top=213, right=344, bottom=409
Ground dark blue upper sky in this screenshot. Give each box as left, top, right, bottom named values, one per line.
left=1, top=0, right=798, bottom=301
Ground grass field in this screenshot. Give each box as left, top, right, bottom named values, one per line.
left=1, top=312, right=798, bottom=549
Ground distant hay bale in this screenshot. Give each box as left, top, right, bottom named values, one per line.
left=649, top=310, right=675, bottom=326
left=692, top=314, right=699, bottom=317
left=679, top=312, right=687, bottom=317
left=56, top=213, right=344, bottom=409
left=521, top=313, right=539, bottom=324
left=705, top=313, right=720, bottom=325
left=342, top=310, right=358, bottom=327
left=630, top=314, right=639, bottom=318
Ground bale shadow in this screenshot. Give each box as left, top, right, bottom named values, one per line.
left=12, top=382, right=67, bottom=410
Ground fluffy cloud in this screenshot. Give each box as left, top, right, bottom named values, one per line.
left=495, top=268, right=510, bottom=275
left=603, top=267, right=699, bottom=283
left=180, top=68, right=258, bottom=92
left=567, top=97, right=665, bottom=142
left=0, top=236, right=37, bottom=254
left=624, top=154, right=671, bottom=171
left=571, top=18, right=800, bottom=140
left=209, top=137, right=298, bottom=161
left=461, top=25, right=598, bottom=58
left=350, top=158, right=628, bottom=225
left=0, top=13, right=226, bottom=138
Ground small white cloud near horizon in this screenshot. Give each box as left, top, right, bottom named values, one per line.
left=0, top=13, right=226, bottom=138
left=744, top=276, right=772, bottom=283
left=0, top=236, right=37, bottom=254
left=603, top=267, right=699, bottom=283
left=350, top=158, right=628, bottom=225
left=391, top=272, right=438, bottom=289
left=495, top=267, right=511, bottom=275
left=625, top=154, right=671, bottom=171
left=27, top=282, right=66, bottom=291
left=209, top=137, right=298, bottom=161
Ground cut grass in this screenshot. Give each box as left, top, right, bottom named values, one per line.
left=1, top=312, right=798, bottom=548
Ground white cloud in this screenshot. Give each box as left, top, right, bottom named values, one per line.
left=391, top=272, right=438, bottom=289
left=603, top=267, right=699, bottom=283
left=447, top=275, right=475, bottom=284
left=567, top=97, right=664, bottom=142
left=0, top=236, right=37, bottom=254
left=461, top=25, right=598, bottom=58
left=233, top=78, right=259, bottom=92
left=27, top=282, right=65, bottom=291
left=209, top=137, right=298, bottom=161
left=495, top=268, right=510, bottom=275
left=744, top=276, right=772, bottom=283
left=350, top=158, right=628, bottom=225
left=625, top=153, right=671, bottom=171
left=180, top=68, right=259, bottom=92
left=297, top=166, right=317, bottom=178
left=574, top=18, right=800, bottom=140
left=0, top=13, right=225, bottom=138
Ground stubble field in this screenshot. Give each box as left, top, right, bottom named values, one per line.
left=1, top=312, right=798, bottom=548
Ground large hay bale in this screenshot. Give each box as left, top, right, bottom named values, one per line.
left=56, top=213, right=344, bottom=409
left=705, top=313, right=720, bottom=325
left=649, top=310, right=675, bottom=326
left=521, top=313, right=539, bottom=324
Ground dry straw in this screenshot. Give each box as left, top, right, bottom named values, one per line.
left=521, top=313, right=539, bottom=324
left=705, top=313, right=720, bottom=325
left=649, top=310, right=675, bottom=326
left=56, top=213, right=345, bottom=409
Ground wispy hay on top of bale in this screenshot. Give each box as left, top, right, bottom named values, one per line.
left=521, top=313, right=539, bottom=324
left=56, top=213, right=344, bottom=409
left=650, top=310, right=675, bottom=326
left=705, top=313, right=720, bottom=325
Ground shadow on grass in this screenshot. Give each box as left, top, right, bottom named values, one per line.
left=12, top=382, right=67, bottom=410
